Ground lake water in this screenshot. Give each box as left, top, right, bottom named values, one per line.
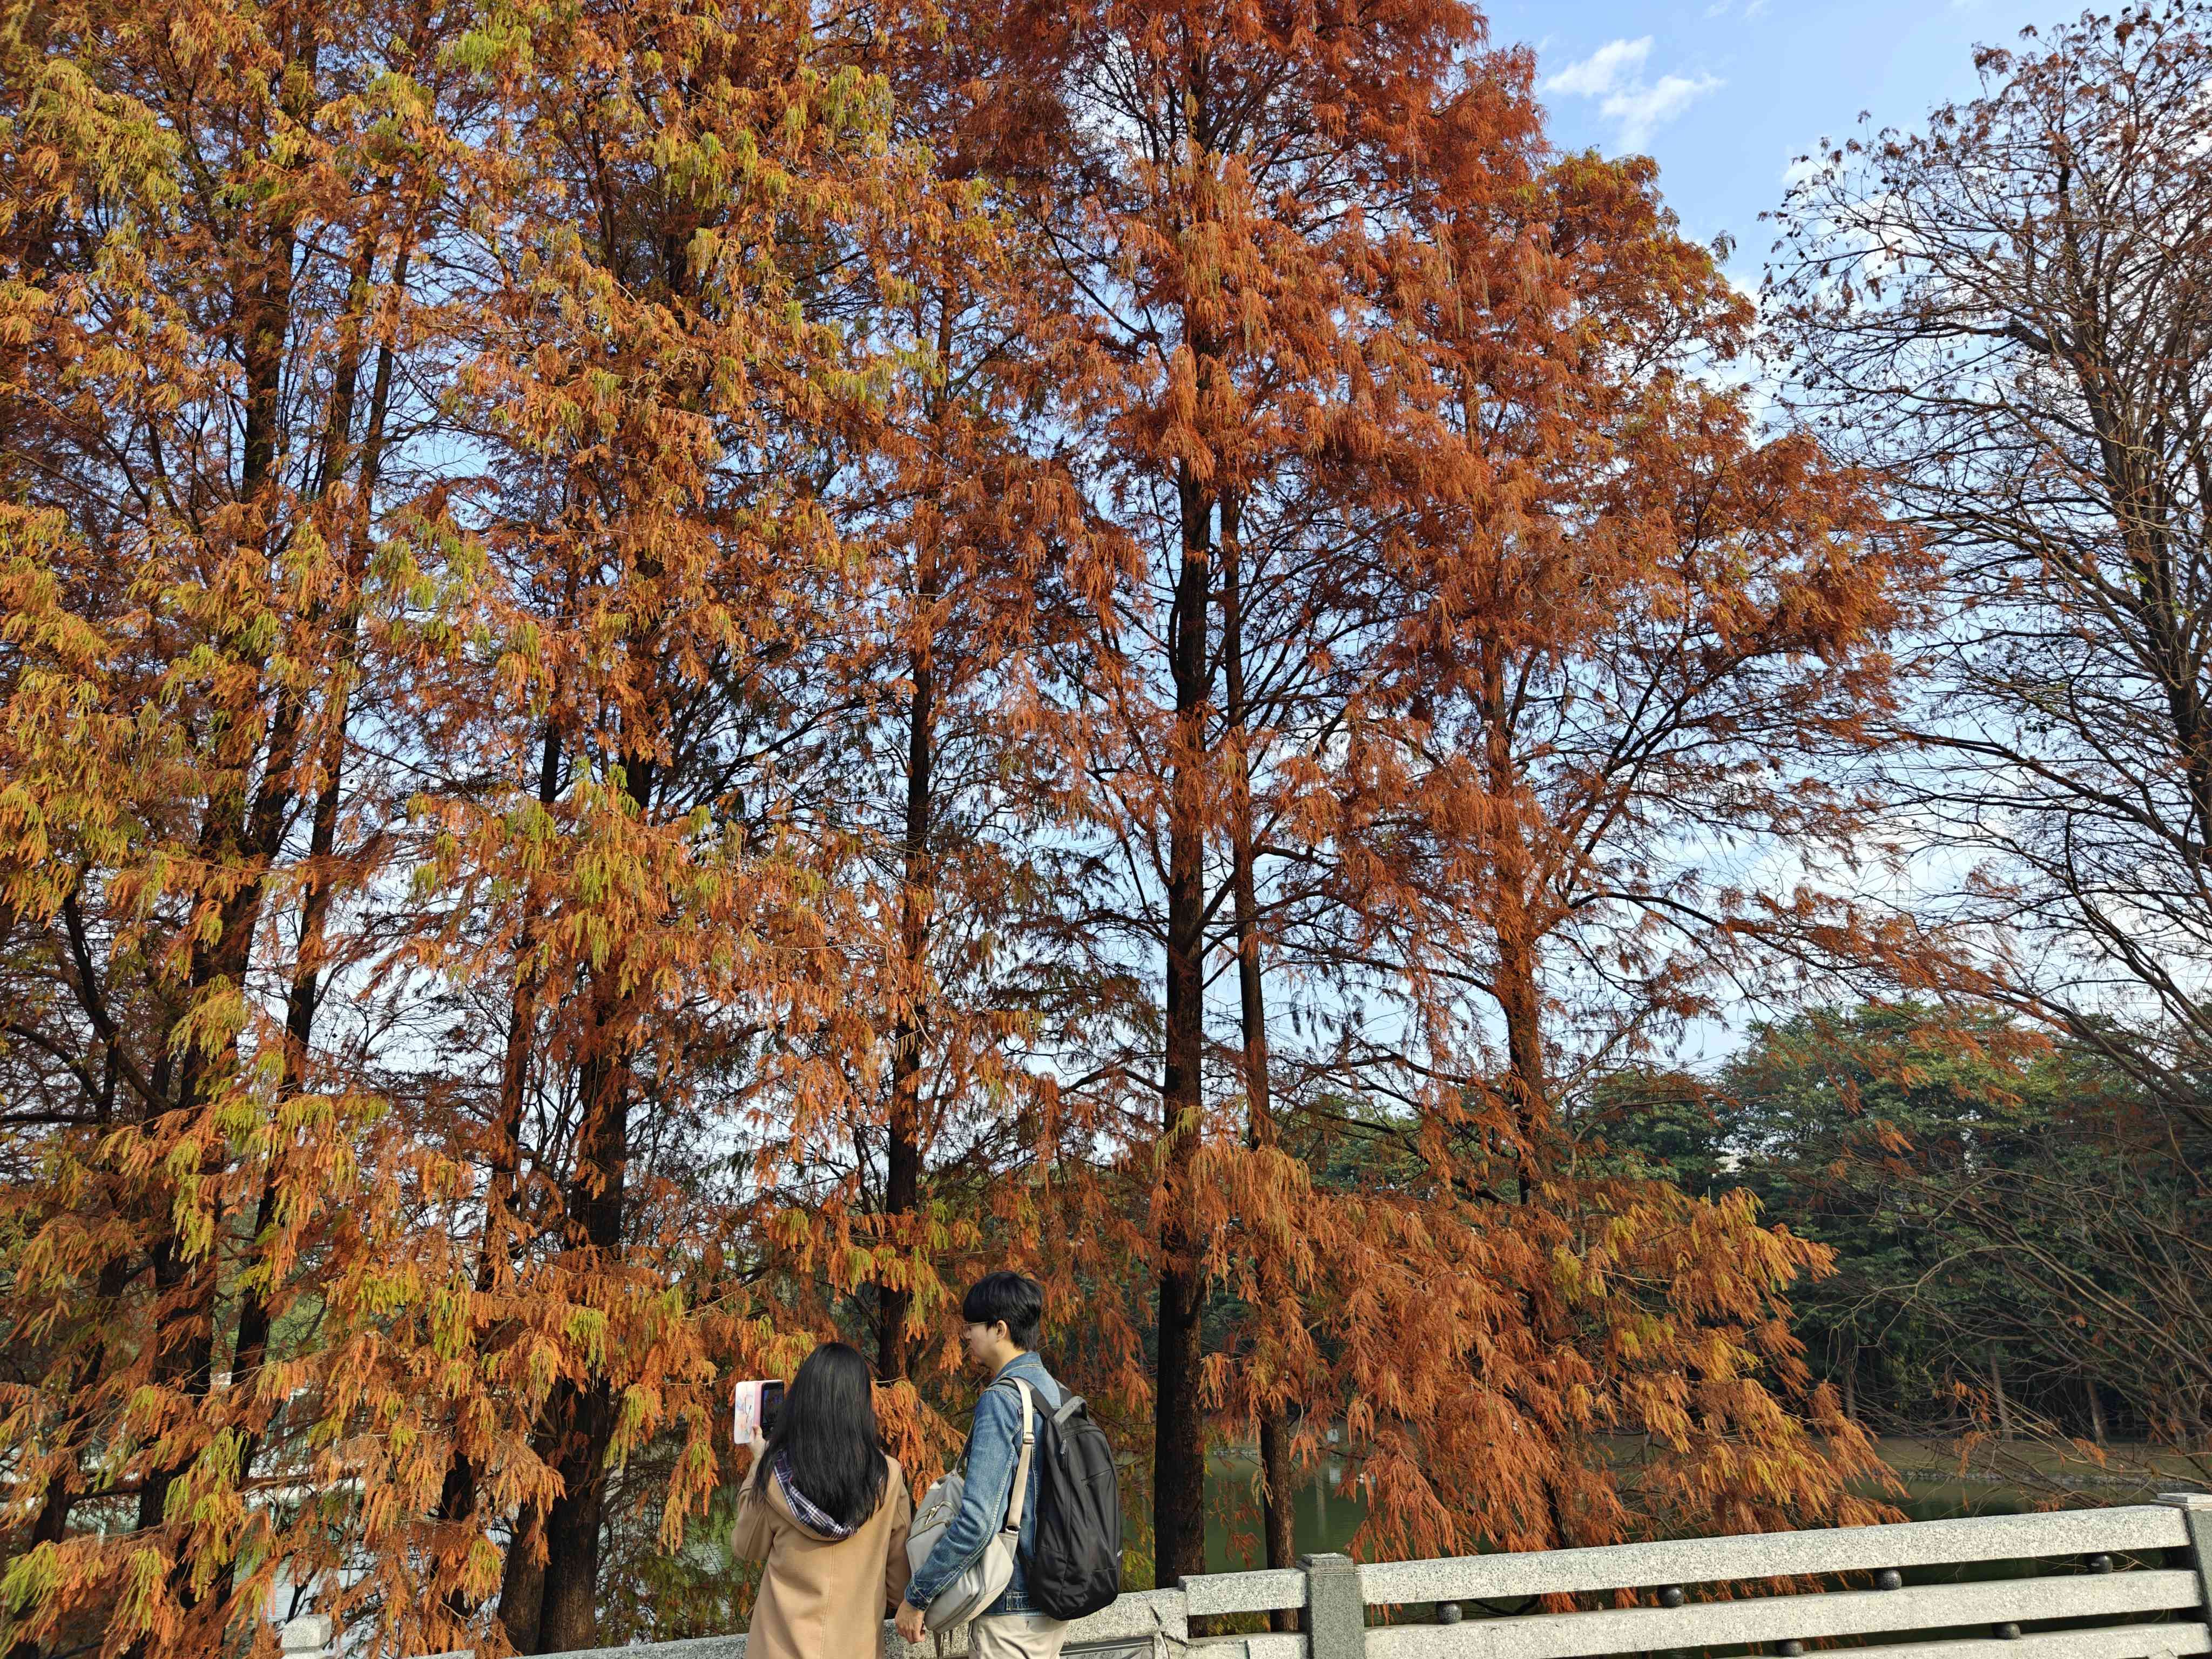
left=1192, top=1435, right=2169, bottom=1575
left=1202, top=1449, right=1366, bottom=1573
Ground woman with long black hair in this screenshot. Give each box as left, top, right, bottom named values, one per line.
left=732, top=1341, right=913, bottom=1659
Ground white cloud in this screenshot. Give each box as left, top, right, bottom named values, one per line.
left=1542, top=37, right=1723, bottom=152
left=1543, top=36, right=1651, bottom=99
left=1603, top=72, right=1724, bottom=148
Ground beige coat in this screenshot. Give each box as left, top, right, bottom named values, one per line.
left=732, top=1454, right=912, bottom=1659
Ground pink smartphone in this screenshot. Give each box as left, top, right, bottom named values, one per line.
left=731, top=1378, right=785, bottom=1445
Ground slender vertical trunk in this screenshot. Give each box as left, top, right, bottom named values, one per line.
left=1988, top=1346, right=2014, bottom=1441
left=1155, top=464, right=1213, bottom=1593
left=1493, top=925, right=1546, bottom=1175
left=443, top=719, right=564, bottom=1644
left=531, top=756, right=648, bottom=1651
left=1220, top=499, right=1296, bottom=1614
left=128, top=171, right=307, bottom=1628
left=1470, top=652, right=1574, bottom=1547
left=1842, top=1345, right=1859, bottom=1425
left=481, top=718, right=564, bottom=1285
left=217, top=713, right=344, bottom=1505
left=1474, top=652, right=1547, bottom=1181
left=475, top=559, right=581, bottom=1645
left=879, top=536, right=939, bottom=1383
left=1493, top=914, right=1567, bottom=1549
left=528, top=133, right=676, bottom=1654
left=534, top=1043, right=627, bottom=1648
left=5, top=1256, right=134, bottom=1659
left=226, top=233, right=402, bottom=1508
left=2086, top=1376, right=2108, bottom=1446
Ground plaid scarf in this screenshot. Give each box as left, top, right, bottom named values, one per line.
left=774, top=1451, right=859, bottom=1540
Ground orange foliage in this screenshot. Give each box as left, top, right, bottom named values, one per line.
left=0, top=0, right=1911, bottom=1650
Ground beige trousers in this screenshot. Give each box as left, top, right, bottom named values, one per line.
left=968, top=1610, right=1072, bottom=1659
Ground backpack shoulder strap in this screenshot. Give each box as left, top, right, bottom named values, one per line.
left=1002, top=1379, right=1036, bottom=1532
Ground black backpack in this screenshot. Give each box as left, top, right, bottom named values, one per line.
left=1023, top=1391, right=1122, bottom=1620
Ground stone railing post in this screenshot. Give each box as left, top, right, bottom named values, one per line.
left=279, top=1614, right=337, bottom=1659
left=1301, top=1553, right=1364, bottom=1659
left=2159, top=1492, right=2212, bottom=1614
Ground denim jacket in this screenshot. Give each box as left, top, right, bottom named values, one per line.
left=904, top=1352, right=1063, bottom=1617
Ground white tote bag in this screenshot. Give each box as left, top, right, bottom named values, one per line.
left=905, top=1379, right=1035, bottom=1631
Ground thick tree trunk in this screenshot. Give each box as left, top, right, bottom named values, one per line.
left=530, top=1035, right=631, bottom=1650
left=536, top=1381, right=615, bottom=1650
left=497, top=1498, right=548, bottom=1654
left=1255, top=1416, right=1297, bottom=1616
left=1155, top=464, right=1214, bottom=1593
left=1154, top=1264, right=1207, bottom=1593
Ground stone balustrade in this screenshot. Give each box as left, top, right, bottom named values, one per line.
left=325, top=1492, right=2212, bottom=1659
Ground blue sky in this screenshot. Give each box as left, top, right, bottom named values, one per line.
left=1469, top=3, right=2088, bottom=1062
left=1485, top=0, right=2076, bottom=289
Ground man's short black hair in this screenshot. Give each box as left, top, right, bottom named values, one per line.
left=962, top=1271, right=1043, bottom=1350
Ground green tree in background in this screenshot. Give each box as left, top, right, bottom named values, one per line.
left=1595, top=1004, right=2212, bottom=1458
left=1719, top=1006, right=2049, bottom=1435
